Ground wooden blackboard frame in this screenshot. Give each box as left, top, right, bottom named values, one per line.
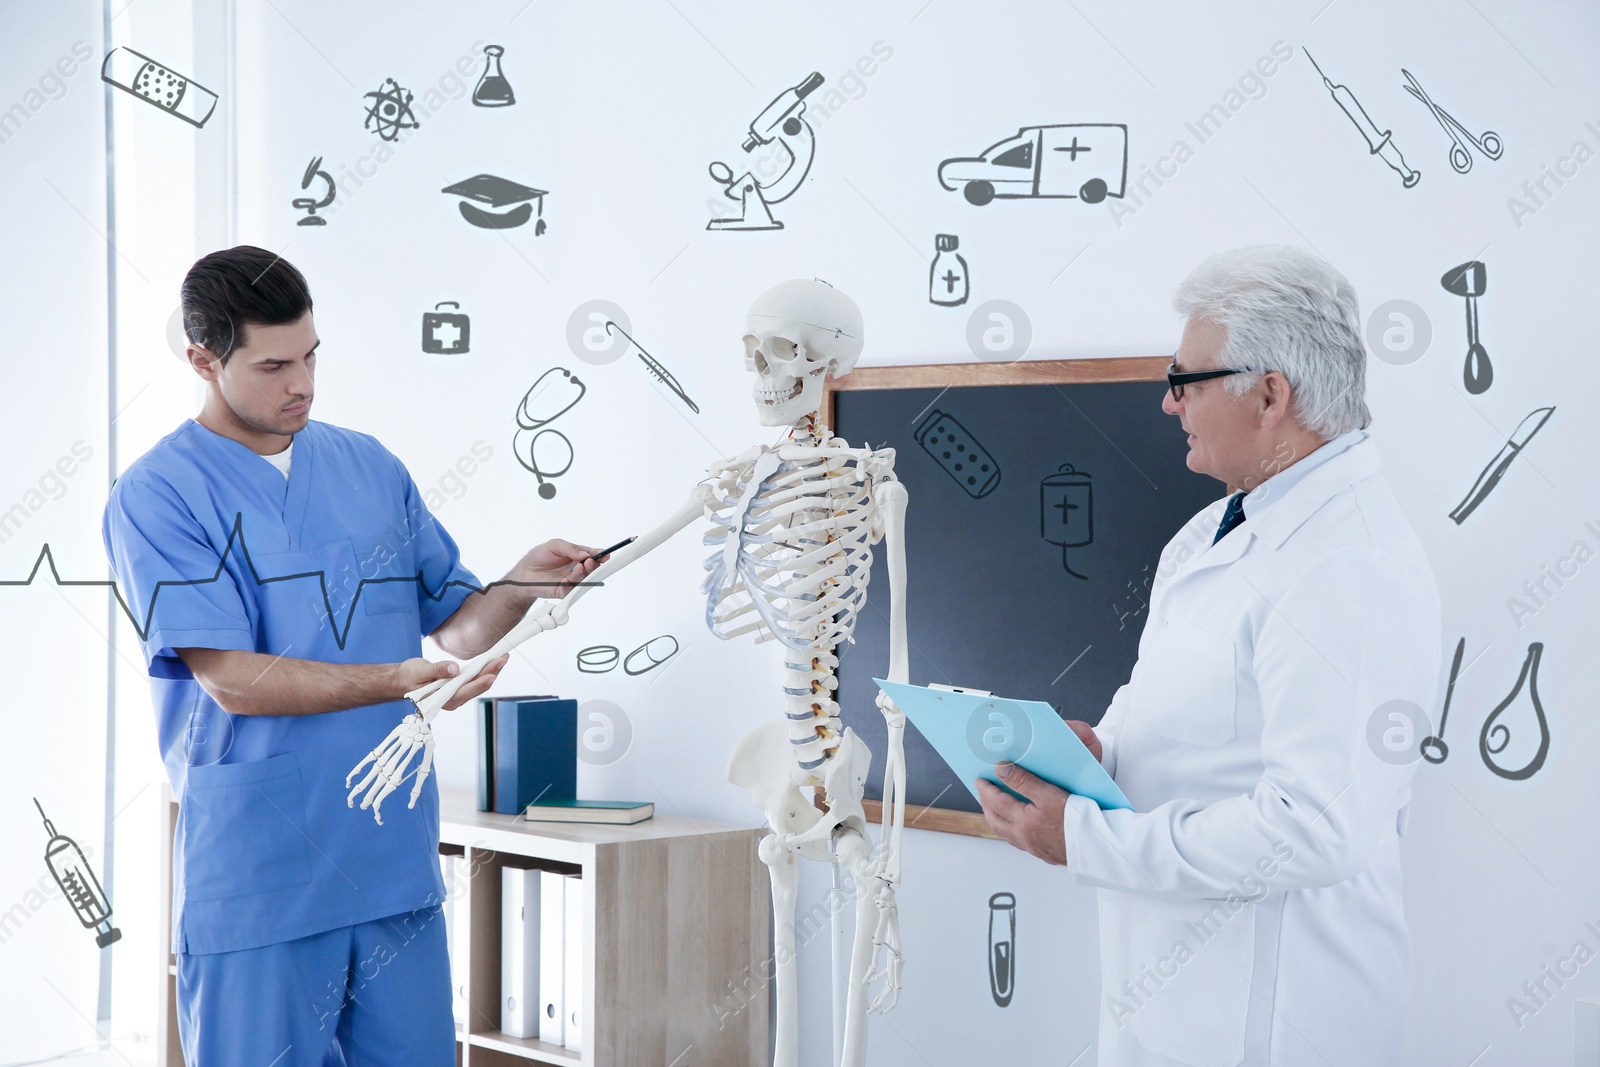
left=820, top=354, right=1172, bottom=840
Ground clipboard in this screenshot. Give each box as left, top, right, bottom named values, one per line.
left=875, top=679, right=1132, bottom=811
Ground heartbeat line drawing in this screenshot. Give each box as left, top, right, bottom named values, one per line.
left=0, top=513, right=602, bottom=650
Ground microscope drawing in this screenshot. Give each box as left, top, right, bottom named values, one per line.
left=708, top=73, right=824, bottom=231
left=292, top=156, right=335, bottom=226
left=347, top=280, right=910, bottom=1067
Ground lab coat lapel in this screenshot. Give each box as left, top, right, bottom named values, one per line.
left=1157, top=438, right=1380, bottom=594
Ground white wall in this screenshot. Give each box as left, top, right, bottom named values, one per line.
left=5, top=0, right=1597, bottom=1063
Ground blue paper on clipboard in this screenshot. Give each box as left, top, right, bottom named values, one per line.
left=875, top=679, right=1133, bottom=811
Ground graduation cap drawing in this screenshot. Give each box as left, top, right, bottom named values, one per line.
left=441, top=174, right=547, bottom=233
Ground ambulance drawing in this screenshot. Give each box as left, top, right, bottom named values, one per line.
left=937, top=123, right=1128, bottom=206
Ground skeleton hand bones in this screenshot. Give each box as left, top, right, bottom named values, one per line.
left=345, top=598, right=569, bottom=822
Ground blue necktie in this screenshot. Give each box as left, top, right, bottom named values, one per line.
left=1213, top=491, right=1247, bottom=545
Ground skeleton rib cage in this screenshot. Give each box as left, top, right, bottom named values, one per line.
left=702, top=434, right=896, bottom=773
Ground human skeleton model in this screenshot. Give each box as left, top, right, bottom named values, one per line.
left=346, top=279, right=909, bottom=1067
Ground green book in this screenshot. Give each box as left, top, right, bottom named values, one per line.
left=522, top=798, right=654, bottom=825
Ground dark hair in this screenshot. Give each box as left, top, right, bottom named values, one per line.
left=180, top=245, right=313, bottom=365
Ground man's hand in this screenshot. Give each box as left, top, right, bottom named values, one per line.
left=976, top=762, right=1070, bottom=867
left=1068, top=720, right=1102, bottom=762
left=516, top=538, right=607, bottom=600
left=395, top=653, right=508, bottom=711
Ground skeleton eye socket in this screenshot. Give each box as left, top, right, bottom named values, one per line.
left=742, top=334, right=761, bottom=371
left=764, top=336, right=800, bottom=364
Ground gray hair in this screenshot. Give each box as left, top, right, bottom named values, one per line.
left=1173, top=244, right=1370, bottom=437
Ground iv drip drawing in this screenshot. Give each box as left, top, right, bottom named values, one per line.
left=929, top=234, right=969, bottom=306
left=34, top=798, right=121, bottom=948
left=1479, top=642, right=1550, bottom=781
left=1040, top=464, right=1094, bottom=579
left=473, top=45, right=515, bottom=108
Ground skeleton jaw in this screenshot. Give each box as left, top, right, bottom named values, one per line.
left=753, top=368, right=825, bottom=426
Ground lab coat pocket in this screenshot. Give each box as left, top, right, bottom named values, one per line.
left=1112, top=891, right=1254, bottom=1067
left=182, top=753, right=312, bottom=901
left=1144, top=622, right=1237, bottom=747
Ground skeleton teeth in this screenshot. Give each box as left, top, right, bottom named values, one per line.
left=756, top=379, right=805, bottom=404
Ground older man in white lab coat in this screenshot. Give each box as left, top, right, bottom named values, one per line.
left=978, top=245, right=1441, bottom=1067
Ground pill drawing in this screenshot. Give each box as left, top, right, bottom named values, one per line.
left=914, top=409, right=1002, bottom=499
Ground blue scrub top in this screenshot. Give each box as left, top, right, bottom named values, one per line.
left=102, top=419, right=482, bottom=955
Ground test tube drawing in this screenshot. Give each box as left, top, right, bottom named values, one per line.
left=101, top=47, right=219, bottom=128
left=1303, top=49, right=1419, bottom=189
left=1041, top=464, right=1094, bottom=579
left=988, top=892, right=1016, bottom=1007
left=34, top=798, right=121, bottom=948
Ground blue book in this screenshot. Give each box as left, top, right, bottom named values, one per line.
left=493, top=697, right=578, bottom=815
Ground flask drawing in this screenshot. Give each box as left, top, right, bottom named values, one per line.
left=473, top=45, right=515, bottom=108
left=34, top=798, right=121, bottom=948
left=988, top=892, right=1015, bottom=1007
left=929, top=234, right=969, bottom=306
left=1478, top=642, right=1549, bottom=781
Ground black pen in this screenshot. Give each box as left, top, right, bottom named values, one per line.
left=579, top=536, right=636, bottom=566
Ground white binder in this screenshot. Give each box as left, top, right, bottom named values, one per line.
left=500, top=867, right=541, bottom=1038
left=538, top=869, right=567, bottom=1044
left=563, top=874, right=584, bottom=1051
left=442, top=854, right=469, bottom=1026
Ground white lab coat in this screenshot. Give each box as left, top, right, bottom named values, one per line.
left=1063, top=435, right=1440, bottom=1067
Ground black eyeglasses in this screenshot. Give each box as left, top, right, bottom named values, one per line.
left=1166, top=361, right=1248, bottom=401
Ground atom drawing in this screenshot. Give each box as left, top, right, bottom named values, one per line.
left=362, top=77, right=420, bottom=141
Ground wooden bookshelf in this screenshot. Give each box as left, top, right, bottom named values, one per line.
left=158, top=788, right=769, bottom=1066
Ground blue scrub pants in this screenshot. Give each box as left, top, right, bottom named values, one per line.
left=176, top=905, right=454, bottom=1067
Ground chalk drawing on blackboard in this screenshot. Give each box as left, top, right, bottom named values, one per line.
left=1448, top=406, right=1553, bottom=524
left=1420, top=636, right=1465, bottom=764
left=929, top=235, right=969, bottom=306
left=1040, top=464, right=1093, bottom=579
left=913, top=410, right=1001, bottom=498
left=1479, top=642, right=1549, bottom=781
left=1303, top=49, right=1420, bottom=189
left=1441, top=260, right=1491, bottom=394
left=989, top=892, right=1015, bottom=1008
left=1402, top=69, right=1501, bottom=175
left=937, top=124, right=1128, bottom=206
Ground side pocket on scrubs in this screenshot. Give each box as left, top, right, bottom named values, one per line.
left=182, top=753, right=313, bottom=901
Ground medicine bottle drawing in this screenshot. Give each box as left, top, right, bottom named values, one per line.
left=473, top=45, right=515, bottom=108
left=929, top=234, right=969, bottom=306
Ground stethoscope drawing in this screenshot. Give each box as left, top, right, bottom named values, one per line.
left=514, top=367, right=586, bottom=499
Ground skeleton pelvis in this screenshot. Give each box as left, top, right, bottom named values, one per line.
left=727, top=720, right=873, bottom=865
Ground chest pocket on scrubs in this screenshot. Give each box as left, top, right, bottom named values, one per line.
left=349, top=528, right=421, bottom=616
left=182, top=753, right=312, bottom=901
left=1143, top=621, right=1238, bottom=747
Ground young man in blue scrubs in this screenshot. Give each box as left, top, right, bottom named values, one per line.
left=103, top=246, right=603, bottom=1065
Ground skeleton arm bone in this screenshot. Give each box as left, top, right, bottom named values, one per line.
left=346, top=485, right=713, bottom=823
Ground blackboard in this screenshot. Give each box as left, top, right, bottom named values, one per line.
left=825, top=358, right=1222, bottom=835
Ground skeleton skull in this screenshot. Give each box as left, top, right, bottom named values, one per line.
left=743, top=278, right=864, bottom=426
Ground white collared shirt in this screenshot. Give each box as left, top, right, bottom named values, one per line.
left=1241, top=428, right=1365, bottom=520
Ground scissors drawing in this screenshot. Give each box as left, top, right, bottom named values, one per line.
left=1402, top=69, right=1502, bottom=174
